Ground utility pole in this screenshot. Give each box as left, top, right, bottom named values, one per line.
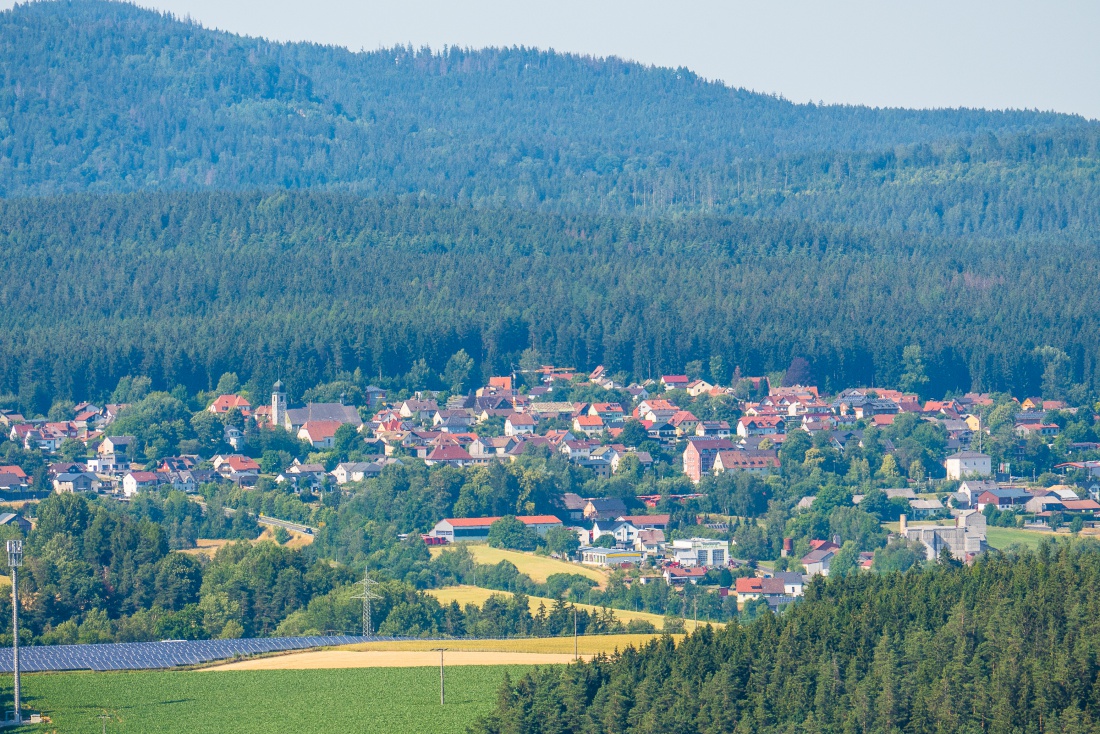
left=573, top=608, right=578, bottom=661
left=694, top=597, right=698, bottom=632
left=8, top=540, right=22, bottom=726
left=351, top=569, right=381, bottom=636
left=432, top=648, right=446, bottom=705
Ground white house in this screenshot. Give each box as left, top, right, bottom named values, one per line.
left=944, top=451, right=992, bottom=480
left=504, top=413, right=537, bottom=437
left=122, top=471, right=160, bottom=497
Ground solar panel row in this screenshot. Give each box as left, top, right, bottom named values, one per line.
left=0, top=635, right=391, bottom=672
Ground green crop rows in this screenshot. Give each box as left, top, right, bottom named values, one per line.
left=0, top=667, right=529, bottom=732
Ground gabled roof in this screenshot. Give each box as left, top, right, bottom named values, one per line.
left=299, top=421, right=344, bottom=441
left=426, top=445, right=473, bottom=461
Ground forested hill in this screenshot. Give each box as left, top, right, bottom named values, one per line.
left=0, top=0, right=1091, bottom=210
left=475, top=543, right=1100, bottom=734
left=1, top=192, right=1098, bottom=411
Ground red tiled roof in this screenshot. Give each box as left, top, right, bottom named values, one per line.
left=735, top=577, right=763, bottom=593
left=300, top=421, right=343, bottom=441
left=427, top=445, right=473, bottom=461
left=442, top=515, right=562, bottom=528
left=210, top=394, right=252, bottom=413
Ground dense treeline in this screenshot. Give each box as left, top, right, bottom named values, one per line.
left=1, top=192, right=1098, bottom=410
left=474, top=541, right=1100, bottom=734
left=0, top=492, right=641, bottom=643
left=0, top=0, right=1088, bottom=208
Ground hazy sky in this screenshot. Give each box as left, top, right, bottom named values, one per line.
left=7, top=0, right=1099, bottom=118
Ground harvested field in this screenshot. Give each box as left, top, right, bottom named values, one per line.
left=202, top=649, right=585, bottom=671
left=430, top=545, right=608, bottom=585
left=177, top=530, right=313, bottom=558
left=345, top=633, right=679, bottom=655
left=177, top=538, right=235, bottom=557
left=427, top=584, right=715, bottom=632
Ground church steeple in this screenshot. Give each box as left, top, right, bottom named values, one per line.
left=272, top=380, right=287, bottom=429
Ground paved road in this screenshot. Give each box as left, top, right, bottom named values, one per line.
left=189, top=497, right=316, bottom=534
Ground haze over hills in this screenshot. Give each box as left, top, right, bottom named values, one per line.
left=0, top=0, right=1098, bottom=408
left=0, top=1, right=1094, bottom=208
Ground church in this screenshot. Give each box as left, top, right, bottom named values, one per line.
left=270, top=381, right=362, bottom=434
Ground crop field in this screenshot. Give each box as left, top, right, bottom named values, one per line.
left=430, top=545, right=608, bottom=585
left=203, top=650, right=584, bottom=670
left=345, top=633, right=679, bottom=655
left=427, top=585, right=715, bottom=632
left=6, top=666, right=524, bottom=732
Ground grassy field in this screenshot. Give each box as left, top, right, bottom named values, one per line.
left=426, top=585, right=714, bottom=632
left=430, top=545, right=608, bottom=586
left=7, top=666, right=522, bottom=732
left=985, top=526, right=1057, bottom=550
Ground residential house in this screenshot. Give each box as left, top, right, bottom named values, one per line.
left=0, top=513, right=31, bottom=534
left=123, top=471, right=160, bottom=497
left=332, top=461, right=389, bottom=484
left=298, top=420, right=343, bottom=449
left=907, top=498, right=944, bottom=519
left=669, top=411, right=700, bottom=436
left=561, top=492, right=587, bottom=522
left=591, top=519, right=639, bottom=546
left=661, top=375, right=690, bottom=391
left=736, top=415, right=786, bottom=437
left=954, top=479, right=999, bottom=508
left=573, top=415, right=605, bottom=436
left=634, top=529, right=665, bottom=556
left=618, top=514, right=669, bottom=530
left=695, top=421, right=732, bottom=438
left=682, top=437, right=738, bottom=483
left=801, top=539, right=841, bottom=577
left=664, top=566, right=708, bottom=585
left=52, top=472, right=95, bottom=493
left=213, top=455, right=261, bottom=482
left=505, top=413, right=537, bottom=437
left=583, top=497, right=628, bottom=521
left=208, top=394, right=251, bottom=415
left=944, top=451, right=992, bottom=480
left=712, top=450, right=780, bottom=476
left=399, top=399, right=439, bottom=421
left=424, top=444, right=474, bottom=467
left=611, top=451, right=653, bottom=474
left=975, top=487, right=1032, bottom=512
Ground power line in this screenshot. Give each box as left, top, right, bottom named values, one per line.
left=351, top=568, right=382, bottom=636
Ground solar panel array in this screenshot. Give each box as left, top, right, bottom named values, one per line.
left=0, top=635, right=390, bottom=672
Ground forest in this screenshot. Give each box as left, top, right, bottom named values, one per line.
left=0, top=1, right=1098, bottom=407
left=1, top=191, right=1099, bottom=412
left=474, top=541, right=1100, bottom=734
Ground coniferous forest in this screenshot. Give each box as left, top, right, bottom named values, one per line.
left=1, top=2, right=1099, bottom=410
left=474, top=542, right=1100, bottom=734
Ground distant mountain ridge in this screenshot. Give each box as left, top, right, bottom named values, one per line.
left=0, top=0, right=1091, bottom=207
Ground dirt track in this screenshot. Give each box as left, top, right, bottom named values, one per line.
left=200, top=650, right=588, bottom=671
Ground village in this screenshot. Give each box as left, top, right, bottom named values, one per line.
left=2, top=363, right=1098, bottom=613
